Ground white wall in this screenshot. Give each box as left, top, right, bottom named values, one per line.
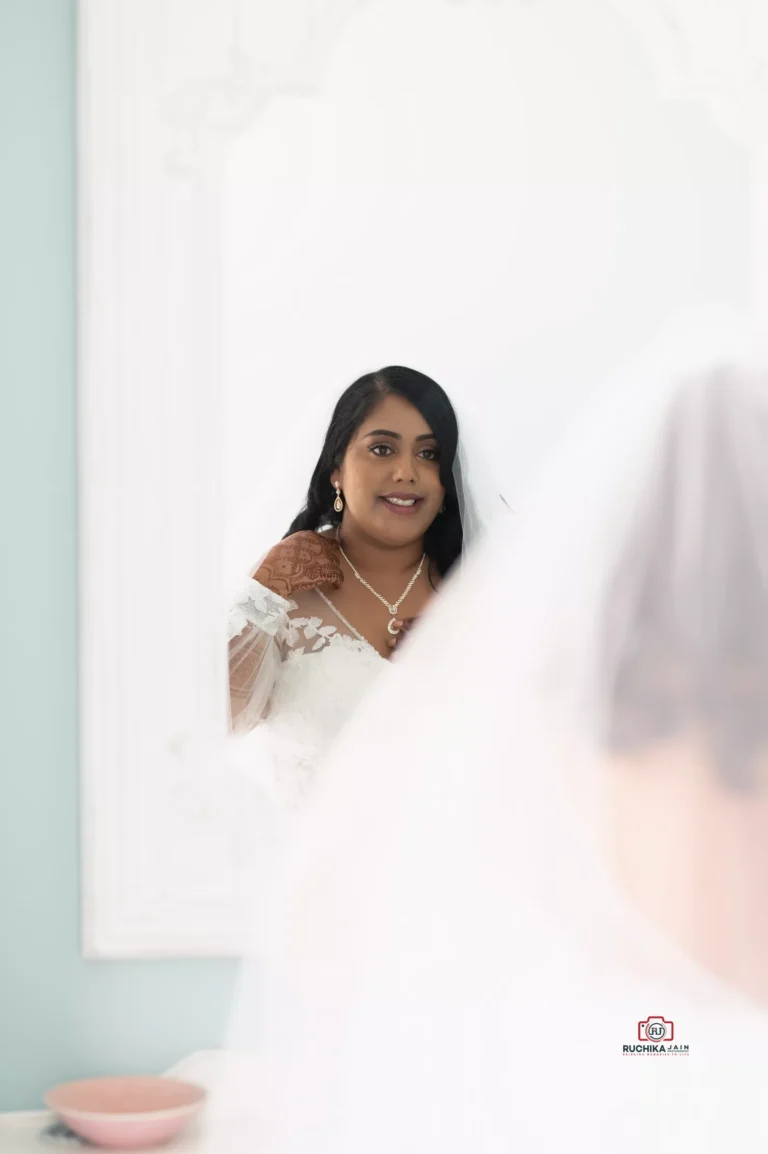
left=221, top=0, right=750, bottom=521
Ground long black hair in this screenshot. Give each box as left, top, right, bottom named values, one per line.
left=286, top=366, right=462, bottom=576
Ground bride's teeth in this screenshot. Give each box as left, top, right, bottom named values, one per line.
left=386, top=497, right=416, bottom=506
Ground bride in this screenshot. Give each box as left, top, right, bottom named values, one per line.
left=218, top=314, right=768, bottom=1153
left=226, top=364, right=490, bottom=805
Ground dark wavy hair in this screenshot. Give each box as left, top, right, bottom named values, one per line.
left=286, top=366, right=462, bottom=577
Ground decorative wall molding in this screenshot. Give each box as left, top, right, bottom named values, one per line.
left=78, top=0, right=763, bottom=957
left=79, top=0, right=251, bottom=956
left=78, top=0, right=536, bottom=960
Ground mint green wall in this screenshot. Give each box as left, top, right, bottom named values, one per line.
left=0, top=0, right=236, bottom=1111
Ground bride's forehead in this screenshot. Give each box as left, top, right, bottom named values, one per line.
left=356, top=393, right=434, bottom=438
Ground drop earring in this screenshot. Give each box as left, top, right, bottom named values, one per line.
left=334, top=484, right=344, bottom=514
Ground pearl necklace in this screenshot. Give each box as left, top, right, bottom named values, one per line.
left=338, top=543, right=426, bottom=635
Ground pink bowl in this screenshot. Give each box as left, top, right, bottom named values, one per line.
left=45, top=1075, right=206, bottom=1149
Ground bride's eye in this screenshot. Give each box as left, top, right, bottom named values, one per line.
left=370, top=444, right=394, bottom=457
left=419, top=447, right=439, bottom=462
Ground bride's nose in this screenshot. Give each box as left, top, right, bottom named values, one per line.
left=391, top=455, right=419, bottom=485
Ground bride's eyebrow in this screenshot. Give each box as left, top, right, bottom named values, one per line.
left=364, top=429, right=437, bottom=441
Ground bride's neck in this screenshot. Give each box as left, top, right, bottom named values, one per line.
left=338, top=521, right=424, bottom=576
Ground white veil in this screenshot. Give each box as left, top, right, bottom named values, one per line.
left=207, top=310, right=768, bottom=1153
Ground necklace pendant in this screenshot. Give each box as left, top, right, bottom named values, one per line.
left=387, top=618, right=401, bottom=636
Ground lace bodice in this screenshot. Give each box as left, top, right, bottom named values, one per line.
left=228, top=580, right=387, bottom=806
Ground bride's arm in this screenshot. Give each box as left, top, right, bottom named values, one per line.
left=228, top=580, right=293, bottom=733
left=227, top=532, right=343, bottom=732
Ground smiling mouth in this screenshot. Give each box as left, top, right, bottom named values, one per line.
left=379, top=495, right=425, bottom=515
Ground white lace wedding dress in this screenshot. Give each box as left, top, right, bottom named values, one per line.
left=228, top=578, right=388, bottom=807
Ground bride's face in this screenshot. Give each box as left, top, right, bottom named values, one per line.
left=332, top=393, right=445, bottom=547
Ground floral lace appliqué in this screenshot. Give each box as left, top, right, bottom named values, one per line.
left=228, top=579, right=294, bottom=640
left=282, top=616, right=340, bottom=657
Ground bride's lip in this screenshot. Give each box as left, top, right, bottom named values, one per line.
left=379, top=494, right=425, bottom=516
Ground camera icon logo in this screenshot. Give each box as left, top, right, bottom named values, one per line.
left=638, top=1016, right=674, bottom=1042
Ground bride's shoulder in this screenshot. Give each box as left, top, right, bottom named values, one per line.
left=255, top=528, right=337, bottom=567
left=280, top=526, right=338, bottom=546
left=280, top=527, right=328, bottom=544
left=253, top=527, right=342, bottom=597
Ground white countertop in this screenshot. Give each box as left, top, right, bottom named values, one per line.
left=0, top=1053, right=267, bottom=1153
left=0, top=1112, right=208, bottom=1153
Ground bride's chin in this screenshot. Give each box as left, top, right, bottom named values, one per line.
left=370, top=520, right=428, bottom=546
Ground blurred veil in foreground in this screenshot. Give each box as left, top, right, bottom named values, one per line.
left=211, top=311, right=768, bottom=1153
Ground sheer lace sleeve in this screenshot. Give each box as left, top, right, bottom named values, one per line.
left=227, top=579, right=295, bottom=733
